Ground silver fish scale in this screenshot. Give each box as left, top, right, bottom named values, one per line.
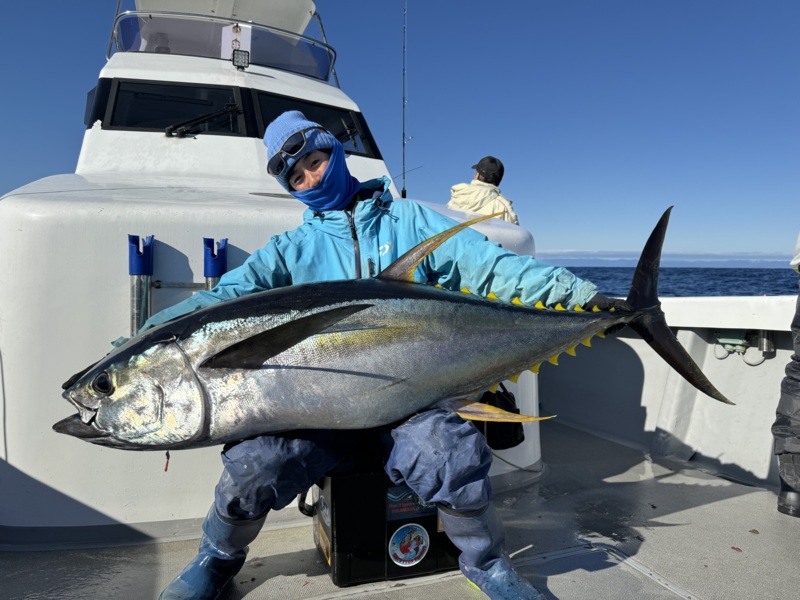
left=192, top=291, right=622, bottom=441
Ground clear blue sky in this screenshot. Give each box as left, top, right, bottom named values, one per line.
left=1, top=1, right=797, bottom=258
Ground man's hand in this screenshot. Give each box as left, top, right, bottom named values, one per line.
left=583, top=293, right=632, bottom=313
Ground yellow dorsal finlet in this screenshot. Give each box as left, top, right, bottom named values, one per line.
left=574, top=304, right=585, bottom=312
left=529, top=363, right=541, bottom=374
left=597, top=331, right=606, bottom=339
left=535, top=301, right=546, bottom=309
left=580, top=337, right=592, bottom=347
left=509, top=372, right=522, bottom=383
left=566, top=346, right=577, bottom=356
left=487, top=292, right=500, bottom=301
left=547, top=354, right=560, bottom=366
left=461, top=287, right=471, bottom=295
left=488, top=384, right=499, bottom=393
left=592, top=306, right=601, bottom=312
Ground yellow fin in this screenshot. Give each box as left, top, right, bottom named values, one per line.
left=592, top=306, right=601, bottom=312
left=529, top=363, right=541, bottom=374
left=566, top=346, right=577, bottom=356
left=512, top=297, right=524, bottom=306
left=488, top=384, right=499, bottom=393
left=435, top=284, right=443, bottom=289
left=487, top=292, right=500, bottom=301
left=509, top=372, right=521, bottom=383
left=574, top=304, right=585, bottom=312
left=535, top=301, right=546, bottom=309
left=547, top=354, right=560, bottom=366
left=580, top=337, right=592, bottom=347
left=461, top=287, right=471, bottom=294
left=597, top=331, right=606, bottom=339
left=378, top=213, right=501, bottom=282
left=555, top=303, right=566, bottom=311
left=443, top=399, right=556, bottom=423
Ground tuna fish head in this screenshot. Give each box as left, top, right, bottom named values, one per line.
left=53, top=335, right=206, bottom=450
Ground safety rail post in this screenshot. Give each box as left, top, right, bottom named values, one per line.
left=129, top=235, right=154, bottom=336
left=204, top=237, right=228, bottom=290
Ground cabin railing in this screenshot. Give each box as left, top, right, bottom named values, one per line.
left=107, top=11, right=337, bottom=82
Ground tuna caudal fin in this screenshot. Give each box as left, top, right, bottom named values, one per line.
left=201, top=304, right=373, bottom=369
left=625, top=207, right=733, bottom=405
left=437, top=399, right=555, bottom=423
left=378, top=213, right=503, bottom=282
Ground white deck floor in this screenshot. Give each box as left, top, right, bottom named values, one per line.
left=3, top=422, right=799, bottom=600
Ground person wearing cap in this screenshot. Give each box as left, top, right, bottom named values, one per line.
left=448, top=156, right=519, bottom=225
left=771, top=232, right=800, bottom=518
left=152, top=111, right=626, bottom=600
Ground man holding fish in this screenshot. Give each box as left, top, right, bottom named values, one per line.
left=151, top=110, right=626, bottom=600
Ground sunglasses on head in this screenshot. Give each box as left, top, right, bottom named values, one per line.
left=267, top=127, right=327, bottom=178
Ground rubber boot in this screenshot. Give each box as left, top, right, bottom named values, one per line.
left=439, top=505, right=544, bottom=600
left=778, top=454, right=800, bottom=518
left=159, top=506, right=267, bottom=600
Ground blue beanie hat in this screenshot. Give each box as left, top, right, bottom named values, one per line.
left=263, top=111, right=338, bottom=192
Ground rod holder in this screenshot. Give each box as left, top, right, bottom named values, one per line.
left=129, top=235, right=155, bottom=336
left=758, top=330, right=774, bottom=353
left=204, top=237, right=228, bottom=290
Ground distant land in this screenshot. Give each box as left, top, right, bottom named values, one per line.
left=535, top=251, right=792, bottom=269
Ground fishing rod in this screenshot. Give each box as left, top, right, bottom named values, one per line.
left=401, top=0, right=409, bottom=198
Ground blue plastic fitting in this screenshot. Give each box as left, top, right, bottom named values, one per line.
left=203, top=238, right=228, bottom=278
left=128, top=235, right=155, bottom=276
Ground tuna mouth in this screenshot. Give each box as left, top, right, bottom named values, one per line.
left=61, top=390, right=100, bottom=424
left=52, top=414, right=110, bottom=441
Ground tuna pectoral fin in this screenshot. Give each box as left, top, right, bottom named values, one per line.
left=438, top=399, right=555, bottom=423
left=201, top=304, right=373, bottom=369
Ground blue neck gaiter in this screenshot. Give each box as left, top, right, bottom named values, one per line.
left=292, top=142, right=361, bottom=212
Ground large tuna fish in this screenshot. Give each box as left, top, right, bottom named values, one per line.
left=54, top=208, right=731, bottom=450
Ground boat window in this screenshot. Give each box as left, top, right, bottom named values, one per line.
left=256, top=93, right=381, bottom=159
left=113, top=13, right=335, bottom=81
left=108, top=81, right=243, bottom=135
left=89, top=78, right=382, bottom=160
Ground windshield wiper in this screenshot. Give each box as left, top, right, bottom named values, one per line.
left=165, top=103, right=241, bottom=138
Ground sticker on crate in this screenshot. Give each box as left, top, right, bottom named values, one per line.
left=388, top=523, right=430, bottom=567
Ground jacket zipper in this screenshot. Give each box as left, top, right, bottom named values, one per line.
left=346, top=210, right=362, bottom=279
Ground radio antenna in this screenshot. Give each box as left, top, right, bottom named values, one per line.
left=401, top=0, right=408, bottom=198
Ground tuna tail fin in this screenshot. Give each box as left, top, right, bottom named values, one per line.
left=378, top=213, right=503, bottom=282
left=626, top=207, right=734, bottom=405
left=437, top=398, right=555, bottom=423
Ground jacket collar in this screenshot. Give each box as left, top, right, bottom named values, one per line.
left=303, top=176, right=393, bottom=224
left=470, top=179, right=500, bottom=193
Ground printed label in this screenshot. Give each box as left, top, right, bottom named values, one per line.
left=388, top=523, right=430, bottom=567
left=317, top=493, right=331, bottom=528
left=316, top=521, right=331, bottom=566
left=387, top=485, right=436, bottom=521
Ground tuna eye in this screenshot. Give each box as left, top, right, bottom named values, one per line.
left=92, top=372, right=114, bottom=395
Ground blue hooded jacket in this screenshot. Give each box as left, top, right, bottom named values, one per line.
left=140, top=177, right=596, bottom=330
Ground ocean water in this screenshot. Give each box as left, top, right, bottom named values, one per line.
left=568, top=267, right=799, bottom=298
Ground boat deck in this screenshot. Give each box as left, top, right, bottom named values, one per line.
left=4, top=421, right=798, bottom=600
